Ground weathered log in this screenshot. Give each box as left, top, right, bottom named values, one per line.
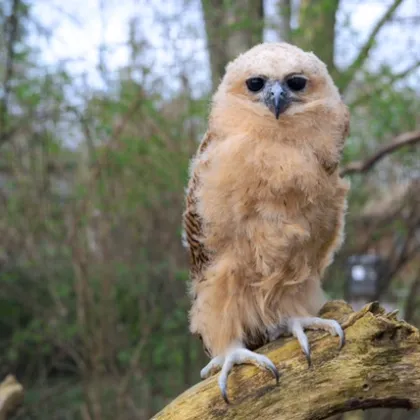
left=152, top=300, right=420, bottom=420
left=0, top=375, right=24, bottom=420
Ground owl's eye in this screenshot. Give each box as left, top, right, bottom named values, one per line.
left=286, top=75, right=307, bottom=92
left=246, top=77, right=266, bottom=92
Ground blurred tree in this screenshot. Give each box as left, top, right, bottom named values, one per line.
left=293, top=0, right=340, bottom=76
left=0, top=0, right=419, bottom=419
left=201, top=0, right=264, bottom=89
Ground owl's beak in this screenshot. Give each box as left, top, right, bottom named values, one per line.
left=268, top=81, right=290, bottom=119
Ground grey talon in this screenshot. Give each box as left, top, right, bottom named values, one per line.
left=221, top=387, right=230, bottom=404
left=272, top=366, right=280, bottom=384
left=305, top=351, right=312, bottom=368
left=339, top=331, right=345, bottom=349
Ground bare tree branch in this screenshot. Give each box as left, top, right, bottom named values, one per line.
left=0, top=0, right=20, bottom=147
left=340, top=130, right=420, bottom=177
left=344, top=180, right=420, bottom=302
left=340, top=0, right=404, bottom=92
left=391, top=15, right=420, bottom=24
left=152, top=301, right=420, bottom=420
left=375, top=224, right=420, bottom=301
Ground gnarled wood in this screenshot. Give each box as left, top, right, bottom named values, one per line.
left=152, top=300, right=420, bottom=420
left=0, top=375, right=24, bottom=420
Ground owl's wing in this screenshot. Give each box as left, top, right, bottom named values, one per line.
left=182, top=131, right=213, bottom=282
left=322, top=105, right=350, bottom=175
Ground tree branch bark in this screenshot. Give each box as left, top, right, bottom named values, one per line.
left=152, top=301, right=420, bottom=420
left=340, top=130, right=420, bottom=177
left=296, top=0, right=340, bottom=78
left=278, top=0, right=292, bottom=42
left=201, top=0, right=264, bottom=90
left=0, top=0, right=21, bottom=147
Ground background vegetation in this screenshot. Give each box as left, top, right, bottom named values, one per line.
left=0, top=0, right=419, bottom=418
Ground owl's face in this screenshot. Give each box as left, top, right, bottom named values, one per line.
left=214, top=43, right=342, bottom=122
left=243, top=73, right=308, bottom=119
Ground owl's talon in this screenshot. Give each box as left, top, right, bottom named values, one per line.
left=216, top=347, right=279, bottom=404
left=335, top=321, right=346, bottom=349
left=288, top=316, right=344, bottom=366
left=221, top=385, right=230, bottom=404
left=200, top=355, right=224, bottom=379
left=267, top=362, right=281, bottom=383
left=305, top=349, right=312, bottom=368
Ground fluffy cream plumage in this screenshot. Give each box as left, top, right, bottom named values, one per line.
left=183, top=42, right=350, bottom=402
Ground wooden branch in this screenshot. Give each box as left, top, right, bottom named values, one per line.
left=340, top=0, right=404, bottom=91
left=152, top=301, right=420, bottom=420
left=0, top=0, right=20, bottom=147
left=340, top=130, right=420, bottom=177
left=0, top=375, right=24, bottom=420
left=278, top=0, right=292, bottom=43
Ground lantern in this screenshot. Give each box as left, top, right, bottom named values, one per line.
left=346, top=254, right=386, bottom=300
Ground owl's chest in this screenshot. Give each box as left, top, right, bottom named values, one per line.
left=232, top=152, right=333, bottom=215
left=199, top=140, right=335, bottom=226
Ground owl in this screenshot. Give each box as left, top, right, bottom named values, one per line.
left=183, top=42, right=350, bottom=403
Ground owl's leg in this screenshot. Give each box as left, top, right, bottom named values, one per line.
left=287, top=317, right=344, bottom=367
left=191, top=253, right=279, bottom=403
left=208, top=342, right=279, bottom=404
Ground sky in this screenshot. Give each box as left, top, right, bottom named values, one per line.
left=31, top=0, right=208, bottom=93
left=30, top=0, right=420, bottom=93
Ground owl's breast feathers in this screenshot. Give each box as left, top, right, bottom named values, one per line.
left=183, top=129, right=348, bottom=286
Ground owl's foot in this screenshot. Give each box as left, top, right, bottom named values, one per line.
left=200, top=355, right=224, bottom=379
left=201, top=345, right=279, bottom=404
left=287, top=316, right=344, bottom=367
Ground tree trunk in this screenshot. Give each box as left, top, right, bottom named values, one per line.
left=295, top=0, right=339, bottom=78
left=278, top=0, right=292, bottom=42
left=152, top=300, right=420, bottom=420
left=201, top=0, right=264, bottom=90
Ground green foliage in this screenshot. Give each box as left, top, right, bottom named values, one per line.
left=0, top=1, right=419, bottom=419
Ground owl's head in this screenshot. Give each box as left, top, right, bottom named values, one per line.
left=210, top=43, right=347, bottom=136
